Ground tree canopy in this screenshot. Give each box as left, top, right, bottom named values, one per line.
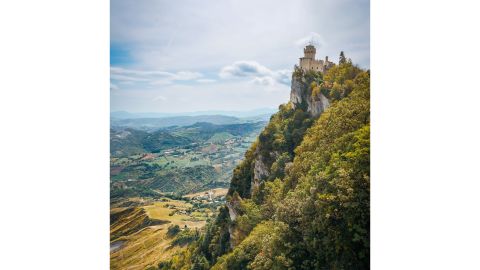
left=161, top=56, right=370, bottom=270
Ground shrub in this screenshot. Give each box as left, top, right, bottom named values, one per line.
left=167, top=224, right=181, bottom=237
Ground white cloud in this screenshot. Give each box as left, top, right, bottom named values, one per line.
left=220, top=61, right=271, bottom=78
left=110, top=67, right=173, bottom=77
left=174, top=71, right=203, bottom=81
left=252, top=76, right=276, bottom=86
left=110, top=74, right=150, bottom=82
left=149, top=79, right=174, bottom=86
left=219, top=61, right=291, bottom=86
left=274, top=70, right=292, bottom=86
left=196, top=79, right=216, bottom=83
left=110, top=67, right=203, bottom=85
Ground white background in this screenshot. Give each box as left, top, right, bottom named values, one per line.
left=1, top=0, right=479, bottom=269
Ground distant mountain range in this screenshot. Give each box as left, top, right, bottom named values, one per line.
left=110, top=110, right=276, bottom=131
left=111, top=115, right=240, bottom=131
left=110, top=108, right=277, bottom=119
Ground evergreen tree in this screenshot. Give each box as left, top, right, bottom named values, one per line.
left=339, top=51, right=347, bottom=64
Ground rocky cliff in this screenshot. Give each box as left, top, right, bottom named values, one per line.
left=250, top=149, right=271, bottom=194
left=225, top=68, right=333, bottom=229
left=244, top=69, right=331, bottom=199
left=290, top=71, right=330, bottom=117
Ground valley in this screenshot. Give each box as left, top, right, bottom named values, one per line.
left=110, top=121, right=266, bottom=197
left=110, top=117, right=267, bottom=269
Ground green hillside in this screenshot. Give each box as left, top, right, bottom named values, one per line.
left=207, top=132, right=234, bottom=144
left=110, top=121, right=266, bottom=198
left=159, top=56, right=370, bottom=270
left=110, top=122, right=266, bottom=157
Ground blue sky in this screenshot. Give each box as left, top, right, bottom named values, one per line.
left=110, top=0, right=369, bottom=113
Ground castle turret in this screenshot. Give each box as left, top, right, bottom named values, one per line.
left=299, top=45, right=322, bottom=72
left=304, top=45, right=316, bottom=59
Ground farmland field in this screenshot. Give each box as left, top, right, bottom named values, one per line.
left=110, top=192, right=226, bottom=270
left=110, top=121, right=266, bottom=197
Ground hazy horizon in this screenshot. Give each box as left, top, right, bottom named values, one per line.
left=110, top=107, right=277, bottom=114
left=110, top=107, right=279, bottom=120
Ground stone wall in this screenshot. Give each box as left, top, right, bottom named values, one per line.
left=299, top=57, right=325, bottom=72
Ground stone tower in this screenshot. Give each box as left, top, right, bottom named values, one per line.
left=304, top=45, right=316, bottom=59
left=298, top=44, right=334, bottom=73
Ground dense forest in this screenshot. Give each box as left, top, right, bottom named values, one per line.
left=155, top=54, right=370, bottom=270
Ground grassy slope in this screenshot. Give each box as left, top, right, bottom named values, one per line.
left=111, top=226, right=182, bottom=270
left=111, top=198, right=208, bottom=270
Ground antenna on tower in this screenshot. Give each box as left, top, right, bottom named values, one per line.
left=308, top=37, right=314, bottom=46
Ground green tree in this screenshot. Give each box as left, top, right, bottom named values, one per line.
left=339, top=51, right=347, bottom=64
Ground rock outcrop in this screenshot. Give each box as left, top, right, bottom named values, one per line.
left=226, top=201, right=238, bottom=221
left=250, top=152, right=270, bottom=194
left=226, top=192, right=242, bottom=221
left=290, top=73, right=330, bottom=117
left=226, top=195, right=242, bottom=248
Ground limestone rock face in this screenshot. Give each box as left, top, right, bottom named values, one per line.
left=309, top=93, right=330, bottom=117
left=254, top=155, right=269, bottom=181
left=226, top=201, right=238, bottom=221
left=289, top=75, right=305, bottom=106
left=251, top=154, right=269, bottom=194
left=290, top=74, right=330, bottom=117
left=226, top=195, right=242, bottom=248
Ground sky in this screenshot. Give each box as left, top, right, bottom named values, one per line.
left=110, top=0, right=369, bottom=113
